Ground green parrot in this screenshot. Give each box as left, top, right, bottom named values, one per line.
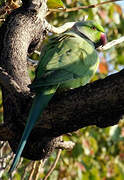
left=9, top=20, right=106, bottom=173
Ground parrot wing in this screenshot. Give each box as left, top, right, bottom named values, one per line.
left=30, top=33, right=98, bottom=91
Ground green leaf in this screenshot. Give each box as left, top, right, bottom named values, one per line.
left=72, top=143, right=83, bottom=158
left=109, top=125, right=121, bottom=142
left=90, top=167, right=101, bottom=180
left=47, top=0, right=64, bottom=9
left=0, top=0, right=5, bottom=6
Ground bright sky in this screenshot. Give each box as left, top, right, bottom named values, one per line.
left=117, top=1, right=124, bottom=11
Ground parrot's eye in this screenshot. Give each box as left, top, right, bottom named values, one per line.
left=92, top=26, right=96, bottom=30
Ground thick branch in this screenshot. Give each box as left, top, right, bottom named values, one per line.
left=36, top=69, right=124, bottom=136
left=0, top=67, right=21, bottom=93
left=0, top=124, right=14, bottom=141
left=0, top=69, right=124, bottom=155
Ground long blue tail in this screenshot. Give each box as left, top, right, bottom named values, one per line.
left=9, top=88, right=56, bottom=173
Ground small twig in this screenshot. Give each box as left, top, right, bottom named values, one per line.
left=8, top=157, right=23, bottom=178
left=47, top=0, right=122, bottom=14
left=0, top=151, right=12, bottom=160
left=99, top=36, right=124, bottom=51
left=28, top=161, right=37, bottom=180
left=0, top=151, right=13, bottom=175
left=56, top=140, right=75, bottom=151
left=0, top=0, right=20, bottom=17
left=5, top=152, right=14, bottom=171
left=44, top=19, right=76, bottom=34
left=27, top=57, right=39, bottom=67
left=33, top=160, right=44, bottom=180
left=45, top=15, right=88, bottom=33
left=17, top=157, right=23, bottom=169
left=34, top=50, right=41, bottom=56
left=43, top=149, right=62, bottom=180
left=22, top=161, right=33, bottom=180
left=0, top=142, right=4, bottom=149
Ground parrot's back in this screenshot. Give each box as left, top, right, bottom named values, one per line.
left=30, top=32, right=99, bottom=92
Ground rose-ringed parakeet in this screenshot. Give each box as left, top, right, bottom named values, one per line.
left=9, top=21, right=106, bottom=173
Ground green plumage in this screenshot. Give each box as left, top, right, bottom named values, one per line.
left=31, top=33, right=99, bottom=91
left=9, top=21, right=105, bottom=173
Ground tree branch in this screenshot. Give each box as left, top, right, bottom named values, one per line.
left=55, top=140, right=75, bottom=150
left=99, top=36, right=124, bottom=51
left=0, top=68, right=124, bottom=159
left=47, top=0, right=122, bottom=14
left=0, top=67, right=21, bottom=94
left=44, top=19, right=76, bottom=34
left=0, top=124, right=14, bottom=141
left=43, top=149, right=62, bottom=180
left=27, top=57, right=39, bottom=67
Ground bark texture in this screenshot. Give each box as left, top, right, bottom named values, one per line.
left=0, top=0, right=123, bottom=160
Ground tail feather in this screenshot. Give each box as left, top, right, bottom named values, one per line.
left=9, top=87, right=57, bottom=173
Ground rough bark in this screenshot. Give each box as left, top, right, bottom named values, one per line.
left=0, top=0, right=60, bottom=160
left=0, top=0, right=123, bottom=161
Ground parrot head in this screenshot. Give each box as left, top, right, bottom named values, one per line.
left=72, top=21, right=107, bottom=48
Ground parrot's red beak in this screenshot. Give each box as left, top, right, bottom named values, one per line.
left=100, top=33, right=107, bottom=46
left=95, top=33, right=107, bottom=49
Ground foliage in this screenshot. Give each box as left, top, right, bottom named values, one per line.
left=47, top=0, right=64, bottom=9
left=0, top=0, right=5, bottom=6
left=0, top=0, right=124, bottom=179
